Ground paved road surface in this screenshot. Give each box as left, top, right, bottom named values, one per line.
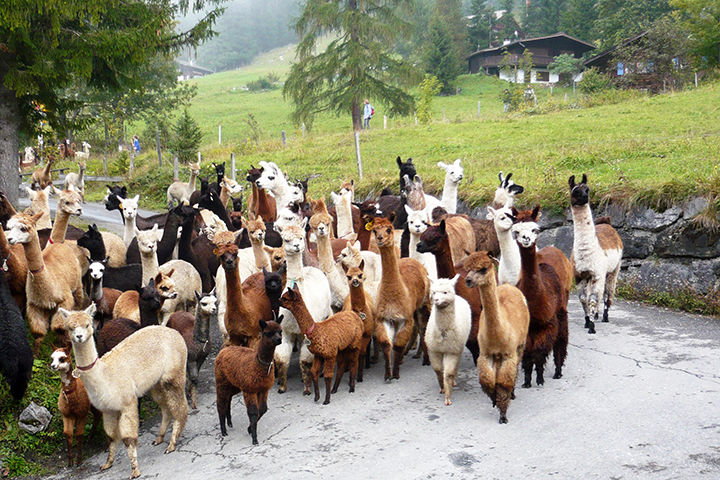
left=43, top=297, right=719, bottom=479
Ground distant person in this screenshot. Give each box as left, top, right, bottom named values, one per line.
left=132, top=135, right=141, bottom=153
left=363, top=99, right=374, bottom=129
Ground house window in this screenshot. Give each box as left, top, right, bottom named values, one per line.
left=617, top=62, right=625, bottom=76
left=535, top=70, right=550, bottom=82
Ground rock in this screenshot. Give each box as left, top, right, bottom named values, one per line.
left=681, top=197, right=709, bottom=219
left=625, top=206, right=682, bottom=232
left=538, top=211, right=566, bottom=230
left=618, top=229, right=656, bottom=259
left=621, top=257, right=720, bottom=294
left=598, top=203, right=626, bottom=228
left=537, top=226, right=574, bottom=258
left=18, top=402, right=52, bottom=434
left=655, top=222, right=720, bottom=259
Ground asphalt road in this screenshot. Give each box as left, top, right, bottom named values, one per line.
left=43, top=296, right=720, bottom=480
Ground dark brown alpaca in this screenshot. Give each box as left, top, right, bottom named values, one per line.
left=416, top=220, right=481, bottom=364
left=431, top=207, right=500, bottom=256
left=511, top=219, right=569, bottom=387
left=279, top=285, right=363, bottom=404
left=214, top=319, right=283, bottom=444
left=247, top=166, right=277, bottom=222
left=371, top=217, right=430, bottom=380
left=342, top=260, right=377, bottom=382
left=0, top=224, right=27, bottom=313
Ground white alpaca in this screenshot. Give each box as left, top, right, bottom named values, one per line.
left=273, top=205, right=305, bottom=234
left=437, top=159, right=464, bottom=214
left=23, top=185, right=53, bottom=230
left=330, top=184, right=354, bottom=238
left=166, top=161, right=200, bottom=208
left=63, top=160, right=86, bottom=196
left=274, top=222, right=332, bottom=393
left=309, top=202, right=348, bottom=311
left=24, top=146, right=36, bottom=164
left=73, top=141, right=91, bottom=161
left=60, top=304, right=188, bottom=479
left=424, top=275, right=472, bottom=406
left=491, top=172, right=524, bottom=209
left=405, top=205, right=438, bottom=280
left=116, top=195, right=140, bottom=246
left=255, top=161, right=304, bottom=214
left=336, top=238, right=382, bottom=302
left=486, top=205, right=521, bottom=286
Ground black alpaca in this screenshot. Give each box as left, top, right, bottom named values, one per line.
left=0, top=269, right=33, bottom=402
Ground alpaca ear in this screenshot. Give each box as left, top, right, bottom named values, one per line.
left=413, top=175, right=422, bottom=185
left=532, top=205, right=541, bottom=221
left=256, top=214, right=263, bottom=223
left=341, top=262, right=349, bottom=273
left=454, top=159, right=461, bottom=166
left=437, top=161, right=448, bottom=170
left=276, top=314, right=284, bottom=324
left=300, top=217, right=308, bottom=230
left=353, top=241, right=360, bottom=250
left=396, top=156, right=402, bottom=168
left=132, top=195, right=139, bottom=203
left=359, top=259, right=365, bottom=271
left=486, top=206, right=496, bottom=220
left=439, top=219, right=446, bottom=235
left=509, top=184, right=524, bottom=195
left=166, top=268, right=175, bottom=277
left=568, top=175, right=576, bottom=189
left=30, top=211, right=44, bottom=223
left=84, top=303, right=97, bottom=317
left=134, top=226, right=141, bottom=237
left=259, top=319, right=267, bottom=331
left=195, top=291, right=202, bottom=302
left=404, top=204, right=413, bottom=216
left=450, top=274, right=460, bottom=286
left=57, top=307, right=72, bottom=320
left=263, top=245, right=274, bottom=254
left=581, top=173, right=588, bottom=184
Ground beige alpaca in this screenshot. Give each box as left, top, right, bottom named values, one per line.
left=49, top=187, right=83, bottom=244
left=23, top=185, right=53, bottom=230
left=310, top=199, right=348, bottom=311
left=6, top=212, right=83, bottom=350
left=31, top=157, right=55, bottom=189
left=463, top=251, right=530, bottom=423
left=330, top=182, right=354, bottom=238
left=219, top=177, right=243, bottom=209
left=166, top=161, right=200, bottom=208
left=64, top=160, right=86, bottom=196
left=60, top=304, right=188, bottom=479
left=100, top=232, right=128, bottom=268
left=336, top=237, right=381, bottom=301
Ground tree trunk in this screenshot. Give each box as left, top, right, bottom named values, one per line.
left=0, top=64, right=20, bottom=207
left=352, top=100, right=362, bottom=131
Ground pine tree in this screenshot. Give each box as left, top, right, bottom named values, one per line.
left=283, top=0, right=417, bottom=131
left=594, top=0, right=671, bottom=48
left=559, top=0, right=599, bottom=42
left=170, top=110, right=204, bottom=164
left=435, top=0, right=470, bottom=60
left=468, top=0, right=493, bottom=50
left=524, top=0, right=567, bottom=38
left=425, top=18, right=463, bottom=94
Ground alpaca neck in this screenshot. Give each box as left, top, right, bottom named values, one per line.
left=349, top=283, right=368, bottom=312
left=286, top=299, right=315, bottom=334
left=255, top=188, right=275, bottom=221
left=408, top=231, right=422, bottom=261
left=33, top=196, right=51, bottom=229
left=224, top=263, right=246, bottom=314
left=71, top=339, right=107, bottom=390
left=43, top=158, right=54, bottom=176
left=357, top=225, right=371, bottom=250
left=271, top=180, right=291, bottom=211
left=285, top=251, right=305, bottom=283
left=157, top=213, right=181, bottom=262
left=89, top=277, right=103, bottom=301
left=477, top=275, right=506, bottom=340
left=250, top=237, right=269, bottom=269
left=432, top=239, right=456, bottom=278
left=187, top=170, right=198, bottom=194
left=379, top=242, right=401, bottom=288
left=336, top=198, right=354, bottom=238
left=178, top=218, right=195, bottom=262
left=219, top=184, right=229, bottom=210
left=59, top=369, right=73, bottom=388
left=519, top=244, right=540, bottom=286
left=21, top=232, right=45, bottom=275
left=571, top=204, right=600, bottom=253
left=0, top=227, right=12, bottom=259
left=496, top=226, right=521, bottom=285
left=50, top=209, right=71, bottom=243
left=315, top=234, right=334, bottom=273
left=138, top=298, right=161, bottom=328
left=441, top=178, right=458, bottom=213
left=123, top=214, right=136, bottom=245
left=140, top=250, right=159, bottom=285
left=256, top=336, right=277, bottom=367
left=78, top=166, right=85, bottom=183
left=434, top=301, right=457, bottom=330
left=193, top=306, right=211, bottom=345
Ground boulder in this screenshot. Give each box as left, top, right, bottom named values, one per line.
left=621, top=257, right=720, bottom=295
left=618, top=229, right=656, bottom=259
left=537, top=226, right=573, bottom=258
left=655, top=222, right=720, bottom=259
left=625, top=205, right=682, bottom=232
left=18, top=402, right=52, bottom=434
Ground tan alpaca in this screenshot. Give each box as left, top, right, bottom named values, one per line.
left=23, top=185, right=53, bottom=230
left=63, top=159, right=86, bottom=196
left=166, top=161, right=200, bottom=208
left=342, top=260, right=379, bottom=383
left=99, top=232, right=127, bottom=268
left=310, top=199, right=348, bottom=311
left=31, top=156, right=55, bottom=189
left=371, top=217, right=430, bottom=381
left=438, top=215, right=476, bottom=265
left=113, top=270, right=178, bottom=323
left=337, top=237, right=381, bottom=301
left=48, top=187, right=83, bottom=244
left=219, top=177, right=243, bottom=209
left=6, top=212, right=83, bottom=350
left=60, top=304, right=188, bottom=479
left=464, top=252, right=530, bottom=423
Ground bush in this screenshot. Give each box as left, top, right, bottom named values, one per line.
left=579, top=67, right=613, bottom=94
left=110, top=151, right=130, bottom=175
left=247, top=73, right=280, bottom=92
left=416, top=75, right=443, bottom=124
left=499, top=85, right=525, bottom=111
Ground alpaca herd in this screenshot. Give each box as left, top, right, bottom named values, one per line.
left=0, top=155, right=627, bottom=478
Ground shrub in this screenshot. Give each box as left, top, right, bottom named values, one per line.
left=416, top=75, right=443, bottom=124
left=499, top=85, right=525, bottom=111
left=579, top=67, right=613, bottom=94
left=247, top=73, right=280, bottom=92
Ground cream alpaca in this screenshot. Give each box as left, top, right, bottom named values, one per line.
left=405, top=205, right=438, bottom=280
left=23, top=185, right=53, bottom=230
left=166, top=161, right=200, bottom=208
left=486, top=205, right=521, bottom=285
left=330, top=182, right=354, bottom=238
left=437, top=159, right=464, bottom=214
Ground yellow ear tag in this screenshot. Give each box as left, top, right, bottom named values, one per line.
left=119, top=203, right=123, bottom=209
left=365, top=221, right=373, bottom=231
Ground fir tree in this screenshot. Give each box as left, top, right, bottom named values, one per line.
left=425, top=18, right=463, bottom=94
left=170, top=110, right=204, bottom=164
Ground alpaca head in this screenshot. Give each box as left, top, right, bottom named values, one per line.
left=141, top=278, right=165, bottom=313
left=57, top=188, right=83, bottom=216
left=229, top=211, right=244, bottom=231
left=59, top=303, right=97, bottom=344
left=396, top=156, right=417, bottom=185
left=512, top=220, right=540, bottom=249
left=264, top=246, right=286, bottom=271
left=337, top=238, right=361, bottom=268
left=214, top=242, right=240, bottom=270
left=281, top=224, right=306, bottom=255
left=104, top=185, right=127, bottom=211
left=25, top=185, right=52, bottom=203
left=78, top=224, right=102, bottom=251
left=286, top=184, right=305, bottom=206
left=354, top=199, right=380, bottom=218
left=462, top=252, right=497, bottom=288
left=405, top=175, right=426, bottom=209
left=263, top=267, right=285, bottom=296
left=331, top=183, right=354, bottom=207
left=221, top=177, right=243, bottom=195
left=76, top=159, right=87, bottom=169
left=256, top=161, right=283, bottom=190
left=117, top=194, right=140, bottom=219
left=153, top=269, right=178, bottom=300
left=309, top=201, right=332, bottom=238
left=279, top=283, right=304, bottom=308
left=213, top=162, right=225, bottom=178
left=416, top=220, right=448, bottom=254
left=135, top=224, right=162, bottom=255
left=369, top=217, right=395, bottom=248
left=274, top=206, right=303, bottom=234
left=259, top=318, right=283, bottom=346
left=6, top=212, right=43, bottom=244
left=189, top=161, right=201, bottom=175
left=244, top=216, right=266, bottom=243
left=246, top=165, right=263, bottom=183
left=492, top=172, right=525, bottom=209
left=81, top=141, right=91, bottom=152
left=437, top=159, right=464, bottom=185
left=405, top=205, right=430, bottom=235
left=231, top=196, right=243, bottom=212
left=195, top=289, right=218, bottom=317
left=568, top=173, right=590, bottom=206
left=50, top=347, right=72, bottom=373
left=430, top=275, right=459, bottom=308
left=340, top=180, right=354, bottom=195
left=88, top=260, right=107, bottom=280
left=486, top=205, right=517, bottom=233
left=342, top=259, right=365, bottom=288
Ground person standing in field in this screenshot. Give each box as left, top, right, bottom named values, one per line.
left=132, top=135, right=141, bottom=153
left=363, top=99, right=374, bottom=129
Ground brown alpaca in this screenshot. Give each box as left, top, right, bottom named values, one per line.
left=371, top=217, right=430, bottom=380
left=6, top=212, right=83, bottom=350
left=215, top=319, right=282, bottom=443
left=417, top=221, right=481, bottom=363
left=247, top=165, right=277, bottom=222
left=430, top=216, right=476, bottom=265
left=463, top=252, right=530, bottom=423
left=31, top=157, right=55, bottom=189
left=0, top=225, right=27, bottom=312
left=511, top=220, right=569, bottom=388
left=50, top=347, right=99, bottom=467
left=342, top=260, right=379, bottom=383
left=215, top=242, right=274, bottom=346
left=279, top=285, right=363, bottom=404
left=432, top=208, right=500, bottom=256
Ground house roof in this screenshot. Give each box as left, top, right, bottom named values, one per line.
left=466, top=32, right=596, bottom=59
left=584, top=31, right=649, bottom=67
left=176, top=60, right=214, bottom=75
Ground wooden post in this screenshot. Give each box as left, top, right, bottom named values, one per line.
left=173, top=156, right=179, bottom=180
left=230, top=153, right=236, bottom=181
left=414, top=115, right=418, bottom=126
left=477, top=101, right=481, bottom=118
left=281, top=130, right=287, bottom=146
left=155, top=127, right=162, bottom=167
left=383, top=115, right=387, bottom=130
left=197, top=151, right=202, bottom=164
left=354, top=131, right=363, bottom=180
left=129, top=151, right=135, bottom=178
left=301, top=123, right=306, bottom=137
left=695, top=72, right=698, bottom=87
left=564, top=93, right=569, bottom=103
left=218, top=124, right=222, bottom=145
left=550, top=85, right=553, bottom=95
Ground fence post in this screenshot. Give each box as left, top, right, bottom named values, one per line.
left=197, top=151, right=202, bottom=165
left=383, top=115, right=388, bottom=130
left=281, top=130, right=287, bottom=146
left=155, top=127, right=162, bottom=167
left=414, top=115, right=418, bottom=126
left=442, top=109, right=447, bottom=122
left=354, top=131, right=363, bottom=180
left=301, top=123, right=306, bottom=137
left=694, top=72, right=698, bottom=87
left=173, top=156, right=179, bottom=180
left=230, top=153, right=236, bottom=181
left=218, top=124, right=222, bottom=145
left=477, top=101, right=481, bottom=118
left=129, top=151, right=135, bottom=178
left=564, top=93, right=569, bottom=103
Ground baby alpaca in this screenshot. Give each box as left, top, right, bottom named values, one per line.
left=424, top=276, right=472, bottom=406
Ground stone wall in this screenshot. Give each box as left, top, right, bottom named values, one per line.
left=456, top=197, right=720, bottom=297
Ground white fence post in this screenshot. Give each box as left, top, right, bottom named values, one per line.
left=383, top=115, right=388, bottom=130
left=230, top=153, right=236, bottom=181
left=218, top=124, right=222, bottom=145
left=354, top=131, right=363, bottom=180
left=173, top=156, right=179, bottom=180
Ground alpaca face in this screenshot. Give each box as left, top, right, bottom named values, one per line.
left=345, top=265, right=365, bottom=288
left=104, top=185, right=127, bottom=211
left=246, top=166, right=262, bottom=183
left=88, top=262, right=105, bottom=280
left=264, top=269, right=284, bottom=295
left=569, top=174, right=590, bottom=206
left=118, top=195, right=140, bottom=219
left=405, top=206, right=429, bottom=235
left=266, top=247, right=286, bottom=271
left=60, top=304, right=96, bottom=344
left=141, top=283, right=165, bottom=311
left=274, top=207, right=303, bottom=233
left=416, top=224, right=445, bottom=254
left=337, top=241, right=362, bottom=268
left=397, top=156, right=417, bottom=185
left=189, top=162, right=201, bottom=176
left=430, top=276, right=459, bottom=308
left=219, top=248, right=239, bottom=270
left=462, top=252, right=495, bottom=287
left=486, top=206, right=516, bottom=233
left=438, top=159, right=464, bottom=184
left=221, top=177, right=243, bottom=195
left=371, top=220, right=395, bottom=248
left=198, top=292, right=218, bottom=316
left=5, top=216, right=35, bottom=245
left=246, top=218, right=266, bottom=243
left=281, top=226, right=305, bottom=255
left=256, top=162, right=281, bottom=190
left=154, top=272, right=178, bottom=300
left=58, top=190, right=83, bottom=216
left=309, top=212, right=332, bottom=238
left=492, top=172, right=524, bottom=209
left=135, top=225, right=161, bottom=255
left=50, top=348, right=71, bottom=373
left=260, top=320, right=283, bottom=346
left=512, top=221, right=540, bottom=248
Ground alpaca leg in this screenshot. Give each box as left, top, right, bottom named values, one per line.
left=243, top=392, right=260, bottom=444
left=553, top=309, right=569, bottom=379
left=348, top=348, right=359, bottom=393
left=576, top=279, right=591, bottom=329
left=477, top=355, right=496, bottom=404
left=521, top=354, right=533, bottom=388
left=534, top=352, right=546, bottom=386
left=216, top=384, right=236, bottom=436
left=100, top=412, right=120, bottom=471
left=300, top=342, right=315, bottom=395
left=417, top=306, right=431, bottom=365
left=74, top=415, right=87, bottom=466
left=118, top=409, right=141, bottom=478
left=371, top=336, right=379, bottom=364
left=274, top=337, right=292, bottom=393
left=496, top=357, right=519, bottom=423
left=311, top=356, right=322, bottom=402
left=258, top=390, right=269, bottom=420
left=322, top=357, right=337, bottom=405
left=164, top=383, right=188, bottom=454
left=187, top=362, right=200, bottom=410
left=150, top=387, right=171, bottom=446
left=494, top=384, right=512, bottom=424
left=331, top=354, right=346, bottom=394
left=26, top=304, right=48, bottom=353
left=357, top=336, right=371, bottom=382
left=393, top=319, right=415, bottom=379
left=442, top=354, right=460, bottom=406
left=428, top=351, right=444, bottom=393
left=62, top=417, right=75, bottom=467
left=588, top=275, right=605, bottom=333
left=603, top=266, right=620, bottom=323
left=375, top=323, right=392, bottom=381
